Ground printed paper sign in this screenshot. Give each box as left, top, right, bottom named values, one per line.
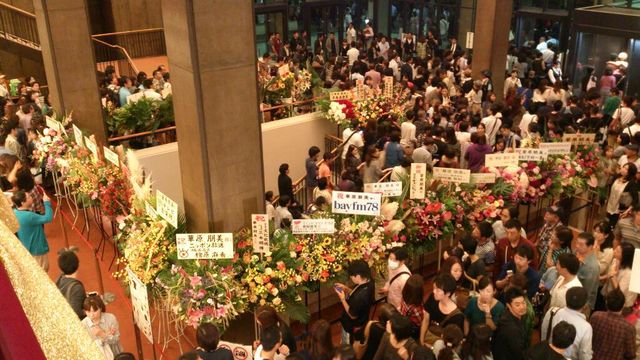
left=630, top=249, right=640, bottom=293
left=84, top=136, right=98, bottom=162
left=562, top=133, right=596, bottom=147
left=433, top=167, right=471, bottom=184
left=103, top=146, right=119, bottom=167
left=218, top=341, right=253, bottom=360
left=329, top=90, right=353, bottom=101
left=72, top=124, right=84, bottom=147
left=466, top=32, right=474, bottom=49
left=126, top=268, right=153, bottom=343
left=410, top=163, right=427, bottom=199
left=291, top=219, right=336, bottom=234
left=485, top=152, right=519, bottom=168
left=539, top=142, right=572, bottom=155
left=176, top=233, right=234, bottom=259
left=45, top=116, right=61, bottom=133
left=470, top=173, right=496, bottom=184
left=251, top=214, right=269, bottom=254
left=156, top=190, right=178, bottom=228
left=363, top=181, right=403, bottom=197
left=332, top=191, right=381, bottom=216
left=515, top=148, right=549, bottom=162
left=384, top=76, right=394, bottom=98
left=145, top=202, right=158, bottom=219
left=356, top=80, right=365, bottom=100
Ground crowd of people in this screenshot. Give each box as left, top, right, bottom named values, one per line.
left=252, top=23, right=639, bottom=360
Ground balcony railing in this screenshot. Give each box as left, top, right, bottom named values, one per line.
left=0, top=1, right=40, bottom=50
left=92, top=28, right=166, bottom=60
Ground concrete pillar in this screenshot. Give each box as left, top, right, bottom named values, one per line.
left=33, top=0, right=106, bottom=143
left=471, top=0, right=513, bottom=101
left=161, top=0, right=265, bottom=233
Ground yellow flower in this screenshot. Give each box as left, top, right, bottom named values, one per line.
left=270, top=287, right=279, bottom=296
left=254, top=275, right=264, bottom=285
left=260, top=299, right=267, bottom=306
left=272, top=297, right=282, bottom=306
left=264, top=268, right=273, bottom=276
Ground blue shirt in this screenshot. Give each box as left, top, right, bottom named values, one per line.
left=498, top=261, right=541, bottom=299
left=384, top=141, right=404, bottom=169
left=118, top=87, right=132, bottom=107
left=14, top=201, right=53, bottom=255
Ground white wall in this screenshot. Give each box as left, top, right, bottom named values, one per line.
left=133, top=112, right=337, bottom=209
left=134, top=142, right=185, bottom=211
left=261, top=112, right=337, bottom=196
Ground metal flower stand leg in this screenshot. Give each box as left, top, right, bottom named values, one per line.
left=94, top=207, right=109, bottom=260
left=152, top=287, right=186, bottom=355
left=108, top=218, right=120, bottom=270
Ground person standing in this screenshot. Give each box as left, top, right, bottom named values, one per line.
left=195, top=323, right=234, bottom=360
left=56, top=248, right=87, bottom=320
left=547, top=253, right=582, bottom=309
left=12, top=190, right=53, bottom=272
left=494, top=220, right=538, bottom=278
left=493, top=287, right=529, bottom=360
left=277, top=163, right=293, bottom=199
left=526, top=321, right=577, bottom=360
left=590, top=289, right=636, bottom=360
left=82, top=295, right=124, bottom=357
left=576, top=232, right=601, bottom=314
left=614, top=206, right=640, bottom=248
left=536, top=206, right=564, bottom=257
left=305, top=146, right=321, bottom=205
left=335, top=260, right=375, bottom=344
left=380, top=247, right=411, bottom=311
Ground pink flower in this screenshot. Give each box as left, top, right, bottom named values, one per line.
left=189, top=274, right=202, bottom=288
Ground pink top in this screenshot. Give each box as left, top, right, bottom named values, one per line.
left=600, top=75, right=617, bottom=90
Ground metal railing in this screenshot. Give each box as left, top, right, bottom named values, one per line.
left=93, top=37, right=139, bottom=78
left=0, top=1, right=40, bottom=50
left=260, top=97, right=320, bottom=122
left=107, top=126, right=177, bottom=148
left=92, top=28, right=166, bottom=60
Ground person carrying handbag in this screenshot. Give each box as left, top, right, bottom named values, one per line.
left=420, top=273, right=465, bottom=347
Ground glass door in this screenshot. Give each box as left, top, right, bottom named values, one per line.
left=255, top=10, right=287, bottom=57
left=304, top=1, right=345, bottom=56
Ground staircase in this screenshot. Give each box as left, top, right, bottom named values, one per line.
left=0, top=1, right=162, bottom=79
left=0, top=2, right=42, bottom=63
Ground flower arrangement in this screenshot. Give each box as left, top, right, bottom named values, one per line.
left=33, top=128, right=70, bottom=172
left=318, top=99, right=355, bottom=127
left=485, top=166, right=529, bottom=202
left=233, top=229, right=309, bottom=321
left=263, top=72, right=295, bottom=102
left=520, top=162, right=553, bottom=202
left=335, top=217, right=388, bottom=275
left=157, top=262, right=248, bottom=330
left=401, top=194, right=454, bottom=254
left=292, top=69, right=312, bottom=101
left=459, top=189, right=504, bottom=225
left=96, top=163, right=132, bottom=217
left=353, top=97, right=384, bottom=127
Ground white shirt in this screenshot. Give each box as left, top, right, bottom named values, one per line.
left=492, top=220, right=527, bottom=241
left=347, top=28, right=357, bottom=44
left=142, top=89, right=162, bottom=101
left=254, top=345, right=286, bottom=360
left=266, top=202, right=275, bottom=222
left=350, top=72, right=364, bottom=82
left=455, top=131, right=471, bottom=148
left=549, top=275, right=583, bottom=309
left=614, top=107, right=636, bottom=127
left=274, top=206, right=292, bottom=230
left=400, top=121, right=416, bottom=146
left=389, top=58, right=401, bottom=81
left=378, top=41, right=390, bottom=59
left=383, top=264, right=411, bottom=311
left=541, top=307, right=593, bottom=360
left=618, top=155, right=640, bottom=169
left=519, top=113, right=537, bottom=138
left=481, top=115, right=502, bottom=146
left=341, top=128, right=364, bottom=159
left=627, top=123, right=640, bottom=137
left=347, top=47, right=359, bottom=65
left=0, top=83, right=8, bottom=98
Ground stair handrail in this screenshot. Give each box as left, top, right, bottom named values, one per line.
left=92, top=37, right=140, bottom=75
left=0, top=2, right=36, bottom=19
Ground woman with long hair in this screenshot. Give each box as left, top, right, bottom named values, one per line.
left=594, top=220, right=615, bottom=311
left=605, top=162, right=638, bottom=229
left=362, top=146, right=383, bottom=184
left=460, top=324, right=493, bottom=360
left=300, top=319, right=334, bottom=360
left=255, top=305, right=297, bottom=353
left=400, top=274, right=425, bottom=341
left=602, top=242, right=638, bottom=309
left=354, top=303, right=397, bottom=360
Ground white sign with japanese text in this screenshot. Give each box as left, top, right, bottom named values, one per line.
left=84, top=136, right=98, bottom=162
left=433, top=167, right=471, bottom=184
left=156, top=190, right=178, bottom=228
left=218, top=341, right=253, bottom=360
left=291, top=219, right=336, bottom=234
left=145, top=202, right=158, bottom=219
left=176, top=233, right=234, bottom=260
left=485, top=152, right=519, bottom=168
left=539, top=142, right=572, bottom=155
left=45, top=116, right=61, bottom=133
left=72, top=124, right=84, bottom=147
left=103, top=146, right=120, bottom=167
left=470, top=173, right=496, bottom=184
left=515, top=148, right=549, bottom=162
left=410, top=163, right=427, bottom=199
left=562, top=133, right=596, bottom=147
left=363, top=181, right=403, bottom=197
left=329, top=90, right=353, bottom=101
left=332, top=191, right=381, bottom=216
left=383, top=76, right=394, bottom=98
left=251, top=214, right=269, bottom=253
left=126, top=268, right=153, bottom=343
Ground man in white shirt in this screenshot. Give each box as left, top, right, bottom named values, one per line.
left=400, top=111, right=417, bottom=149
left=541, top=287, right=593, bottom=360
left=377, top=36, right=390, bottom=60
left=626, top=117, right=640, bottom=137
left=0, top=74, right=8, bottom=98
left=504, top=70, right=522, bottom=97
left=481, top=104, right=502, bottom=146
left=548, top=61, right=563, bottom=84
left=347, top=42, right=359, bottom=66
left=520, top=110, right=538, bottom=138
left=341, top=119, right=364, bottom=160
left=388, top=52, right=401, bottom=81
left=274, top=195, right=293, bottom=230
left=536, top=37, right=548, bottom=52
left=548, top=253, right=583, bottom=309
left=614, top=96, right=636, bottom=128
left=412, top=138, right=434, bottom=170
left=618, top=144, right=640, bottom=169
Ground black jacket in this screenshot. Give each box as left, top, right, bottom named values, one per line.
left=56, top=275, right=86, bottom=319
left=493, top=309, right=527, bottom=360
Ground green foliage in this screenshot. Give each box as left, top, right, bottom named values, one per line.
left=106, top=96, right=174, bottom=136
